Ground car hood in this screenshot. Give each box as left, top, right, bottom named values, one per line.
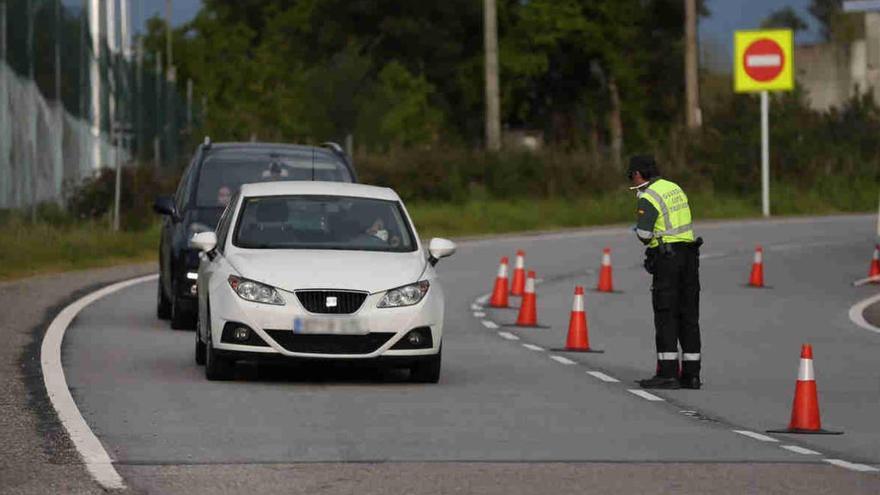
left=226, top=249, right=428, bottom=294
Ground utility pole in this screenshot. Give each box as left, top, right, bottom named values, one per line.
left=483, top=0, right=501, bottom=151
left=186, top=78, right=192, bottom=134
left=154, top=52, right=162, bottom=169
left=54, top=0, right=62, bottom=103
left=27, top=0, right=37, bottom=220
left=685, top=0, right=701, bottom=129
left=165, top=0, right=174, bottom=68
left=88, top=0, right=102, bottom=171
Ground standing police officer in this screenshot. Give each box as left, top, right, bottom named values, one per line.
left=628, top=155, right=702, bottom=390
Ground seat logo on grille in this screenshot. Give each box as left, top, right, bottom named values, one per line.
left=326, top=296, right=338, bottom=308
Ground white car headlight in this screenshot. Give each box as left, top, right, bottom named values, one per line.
left=378, top=281, right=430, bottom=308
left=227, top=275, right=285, bottom=305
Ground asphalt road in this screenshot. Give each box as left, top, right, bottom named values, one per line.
left=60, top=215, right=880, bottom=493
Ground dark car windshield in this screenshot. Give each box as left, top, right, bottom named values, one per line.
left=195, top=153, right=352, bottom=208
left=233, top=195, right=416, bottom=252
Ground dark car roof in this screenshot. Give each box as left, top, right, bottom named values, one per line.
left=204, top=142, right=342, bottom=161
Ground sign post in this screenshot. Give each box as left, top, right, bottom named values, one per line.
left=734, top=30, right=794, bottom=217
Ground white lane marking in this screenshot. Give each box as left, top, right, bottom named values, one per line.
left=732, top=430, right=779, bottom=443
left=848, top=292, right=880, bottom=335
left=852, top=275, right=880, bottom=287
left=587, top=371, right=620, bottom=383
left=823, top=459, right=880, bottom=472
left=698, top=252, right=728, bottom=260
left=41, top=273, right=157, bottom=490
left=627, top=389, right=665, bottom=401
left=549, top=355, right=576, bottom=365
left=473, top=311, right=486, bottom=318
left=781, top=445, right=821, bottom=456
left=477, top=294, right=490, bottom=305
left=471, top=303, right=482, bottom=310
left=522, top=343, right=545, bottom=351
left=497, top=331, right=520, bottom=341
left=481, top=320, right=499, bottom=329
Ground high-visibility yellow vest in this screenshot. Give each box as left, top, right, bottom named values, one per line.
left=638, top=179, right=695, bottom=247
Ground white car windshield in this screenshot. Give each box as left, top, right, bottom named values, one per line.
left=233, top=195, right=417, bottom=252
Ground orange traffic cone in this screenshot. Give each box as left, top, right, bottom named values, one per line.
left=489, top=257, right=510, bottom=308
left=868, top=244, right=880, bottom=283
left=510, top=250, right=526, bottom=296
left=514, top=271, right=542, bottom=327
left=596, top=248, right=614, bottom=293
left=554, top=286, right=603, bottom=353
left=748, top=245, right=765, bottom=288
left=768, top=344, right=841, bottom=435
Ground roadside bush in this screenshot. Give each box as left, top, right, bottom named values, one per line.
left=65, top=165, right=179, bottom=231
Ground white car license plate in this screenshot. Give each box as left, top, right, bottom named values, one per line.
left=292, top=317, right=366, bottom=335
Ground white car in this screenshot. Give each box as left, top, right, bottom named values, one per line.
left=190, top=181, right=456, bottom=382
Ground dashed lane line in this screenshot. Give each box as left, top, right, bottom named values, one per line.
left=627, top=389, right=665, bottom=402
left=823, top=459, right=880, bottom=473
left=473, top=311, right=486, bottom=318
left=481, top=320, right=499, bottom=329
left=522, top=343, right=545, bottom=351
left=781, top=445, right=822, bottom=456
left=732, top=430, right=779, bottom=443
left=586, top=371, right=620, bottom=383
left=497, top=331, right=520, bottom=341
left=471, top=303, right=482, bottom=311
left=549, top=355, right=576, bottom=365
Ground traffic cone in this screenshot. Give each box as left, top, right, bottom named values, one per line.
left=510, top=250, right=526, bottom=296
left=489, top=257, right=510, bottom=308
left=748, top=245, right=765, bottom=288
left=596, top=248, right=614, bottom=293
left=515, top=271, right=539, bottom=326
left=768, top=344, right=842, bottom=435
left=554, top=286, right=603, bottom=353
left=868, top=244, right=880, bottom=283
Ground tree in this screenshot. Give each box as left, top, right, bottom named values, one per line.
left=809, top=0, right=862, bottom=42
left=761, top=7, right=808, bottom=32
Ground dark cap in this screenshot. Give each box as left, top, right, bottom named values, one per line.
left=627, top=154, right=659, bottom=179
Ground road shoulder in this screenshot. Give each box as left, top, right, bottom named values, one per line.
left=0, top=263, right=153, bottom=494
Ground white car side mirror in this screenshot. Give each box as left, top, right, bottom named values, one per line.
left=190, top=231, right=218, bottom=253
left=428, top=238, right=456, bottom=266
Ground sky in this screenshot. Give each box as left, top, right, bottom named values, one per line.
left=87, top=0, right=822, bottom=40
left=700, top=0, right=819, bottom=71
left=64, top=0, right=822, bottom=71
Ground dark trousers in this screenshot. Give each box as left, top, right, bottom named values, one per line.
left=649, top=243, right=701, bottom=379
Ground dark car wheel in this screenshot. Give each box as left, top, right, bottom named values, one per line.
left=205, top=326, right=234, bottom=380
left=409, top=347, right=441, bottom=383
left=195, top=322, right=206, bottom=366
left=157, top=278, right=171, bottom=320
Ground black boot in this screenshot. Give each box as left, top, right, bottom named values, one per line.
left=638, top=375, right=680, bottom=389
left=680, top=376, right=701, bottom=390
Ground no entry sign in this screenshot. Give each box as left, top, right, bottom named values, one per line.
left=734, top=30, right=794, bottom=93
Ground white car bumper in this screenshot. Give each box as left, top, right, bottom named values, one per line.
left=209, top=283, right=444, bottom=360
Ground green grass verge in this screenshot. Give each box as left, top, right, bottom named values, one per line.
left=0, top=220, right=159, bottom=281
left=409, top=182, right=875, bottom=238
left=0, top=181, right=873, bottom=281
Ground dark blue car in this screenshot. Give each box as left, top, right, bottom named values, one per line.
left=153, top=139, right=356, bottom=329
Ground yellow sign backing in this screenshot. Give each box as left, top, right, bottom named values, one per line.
left=734, top=30, right=794, bottom=93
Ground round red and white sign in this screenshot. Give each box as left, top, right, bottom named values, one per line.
left=743, top=38, right=785, bottom=82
